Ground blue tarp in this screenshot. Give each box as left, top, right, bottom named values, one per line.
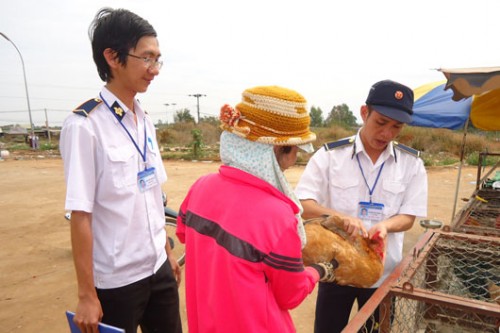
left=410, top=82, right=471, bottom=130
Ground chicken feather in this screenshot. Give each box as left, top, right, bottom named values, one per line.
left=302, top=215, right=385, bottom=288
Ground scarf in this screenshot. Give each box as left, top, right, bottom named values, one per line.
left=220, top=131, right=307, bottom=247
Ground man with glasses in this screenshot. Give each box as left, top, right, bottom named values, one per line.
left=60, top=8, right=182, bottom=333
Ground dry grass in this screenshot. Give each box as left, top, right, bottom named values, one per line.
left=1, top=123, right=499, bottom=166
left=155, top=122, right=500, bottom=166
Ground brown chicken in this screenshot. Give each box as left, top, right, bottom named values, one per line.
left=302, top=215, right=385, bottom=288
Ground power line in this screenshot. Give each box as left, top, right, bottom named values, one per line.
left=0, top=108, right=70, bottom=113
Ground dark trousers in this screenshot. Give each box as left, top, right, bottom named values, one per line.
left=96, top=261, right=182, bottom=333
left=314, top=283, right=378, bottom=333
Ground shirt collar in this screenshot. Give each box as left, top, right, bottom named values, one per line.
left=353, top=130, right=396, bottom=165
left=100, top=87, right=143, bottom=121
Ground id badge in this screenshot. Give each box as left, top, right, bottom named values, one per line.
left=358, top=201, right=384, bottom=222
left=137, top=167, right=158, bottom=192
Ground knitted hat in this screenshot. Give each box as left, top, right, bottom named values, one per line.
left=219, top=86, right=316, bottom=152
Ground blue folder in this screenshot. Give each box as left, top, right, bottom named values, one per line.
left=66, top=311, right=125, bottom=333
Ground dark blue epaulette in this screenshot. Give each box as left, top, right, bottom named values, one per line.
left=73, top=98, right=102, bottom=117
left=393, top=141, right=420, bottom=158
left=323, top=136, right=355, bottom=151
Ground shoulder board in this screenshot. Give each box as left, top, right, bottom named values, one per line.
left=323, top=136, right=355, bottom=151
left=393, top=141, right=420, bottom=158
left=73, top=98, right=102, bottom=117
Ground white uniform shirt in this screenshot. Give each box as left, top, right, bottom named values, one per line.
left=60, top=87, right=168, bottom=289
left=295, top=132, right=427, bottom=287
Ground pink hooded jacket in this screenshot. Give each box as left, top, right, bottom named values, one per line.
left=177, top=166, right=319, bottom=333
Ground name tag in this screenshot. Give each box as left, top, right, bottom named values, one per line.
left=358, top=201, right=384, bottom=222
left=137, top=167, right=158, bottom=192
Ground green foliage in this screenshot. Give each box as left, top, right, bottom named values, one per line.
left=191, top=128, right=203, bottom=159
left=6, top=143, right=31, bottom=150
left=174, top=108, right=195, bottom=123
left=419, top=152, right=458, bottom=167
left=1, top=137, right=58, bottom=152
left=309, top=106, right=324, bottom=127
left=437, top=156, right=460, bottom=166
left=40, top=142, right=58, bottom=151
left=324, top=104, right=358, bottom=128
left=466, top=152, right=500, bottom=166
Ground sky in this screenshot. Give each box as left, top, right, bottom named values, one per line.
left=2, top=0, right=500, bottom=127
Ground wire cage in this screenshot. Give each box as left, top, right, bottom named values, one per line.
left=343, top=231, right=500, bottom=333
left=344, top=152, right=500, bottom=332
left=451, top=152, right=500, bottom=237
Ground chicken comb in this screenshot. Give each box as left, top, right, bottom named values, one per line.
left=370, top=231, right=385, bottom=261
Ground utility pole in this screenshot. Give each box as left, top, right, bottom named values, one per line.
left=0, top=32, right=36, bottom=148
left=188, top=94, right=206, bottom=123
left=164, top=103, right=176, bottom=124
left=44, top=108, right=51, bottom=143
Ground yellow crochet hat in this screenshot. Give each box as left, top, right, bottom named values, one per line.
left=220, top=86, right=316, bottom=151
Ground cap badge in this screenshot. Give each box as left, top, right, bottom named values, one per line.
left=394, top=91, right=404, bottom=100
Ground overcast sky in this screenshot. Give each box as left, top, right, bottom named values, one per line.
left=2, top=0, right=500, bottom=127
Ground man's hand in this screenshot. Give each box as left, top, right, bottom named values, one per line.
left=168, top=255, right=182, bottom=287
left=340, top=215, right=368, bottom=238
left=368, top=222, right=388, bottom=240
left=74, top=294, right=103, bottom=333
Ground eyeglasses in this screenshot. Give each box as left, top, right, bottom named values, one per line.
left=126, top=53, right=163, bottom=70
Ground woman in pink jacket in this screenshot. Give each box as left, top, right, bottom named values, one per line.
left=177, top=86, right=336, bottom=333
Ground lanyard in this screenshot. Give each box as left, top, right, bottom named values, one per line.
left=356, top=154, right=385, bottom=203
left=100, top=93, right=147, bottom=163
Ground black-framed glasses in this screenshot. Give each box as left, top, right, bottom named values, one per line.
left=126, top=53, right=163, bottom=70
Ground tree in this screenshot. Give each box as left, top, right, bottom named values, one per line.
left=309, top=106, right=324, bottom=127
left=325, top=103, right=357, bottom=128
left=174, top=108, right=195, bottom=123
left=191, top=128, right=203, bottom=159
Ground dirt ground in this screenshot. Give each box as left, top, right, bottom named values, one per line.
left=0, top=157, right=479, bottom=332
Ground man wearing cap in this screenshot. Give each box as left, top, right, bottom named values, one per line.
left=295, top=80, right=428, bottom=332
left=176, top=86, right=337, bottom=333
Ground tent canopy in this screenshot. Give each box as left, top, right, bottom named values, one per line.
left=411, top=78, right=500, bottom=131
left=414, top=67, right=500, bottom=222
left=411, top=81, right=471, bottom=130
left=439, top=67, right=500, bottom=101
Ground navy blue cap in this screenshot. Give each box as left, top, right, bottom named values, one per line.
left=365, top=80, right=414, bottom=123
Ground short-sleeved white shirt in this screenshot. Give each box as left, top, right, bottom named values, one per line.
left=295, top=132, right=427, bottom=287
left=60, top=87, right=168, bottom=289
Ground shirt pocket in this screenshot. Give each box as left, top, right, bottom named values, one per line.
left=145, top=140, right=167, bottom=184
left=107, top=147, right=137, bottom=188
left=381, top=180, right=406, bottom=216
left=330, top=177, right=360, bottom=210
